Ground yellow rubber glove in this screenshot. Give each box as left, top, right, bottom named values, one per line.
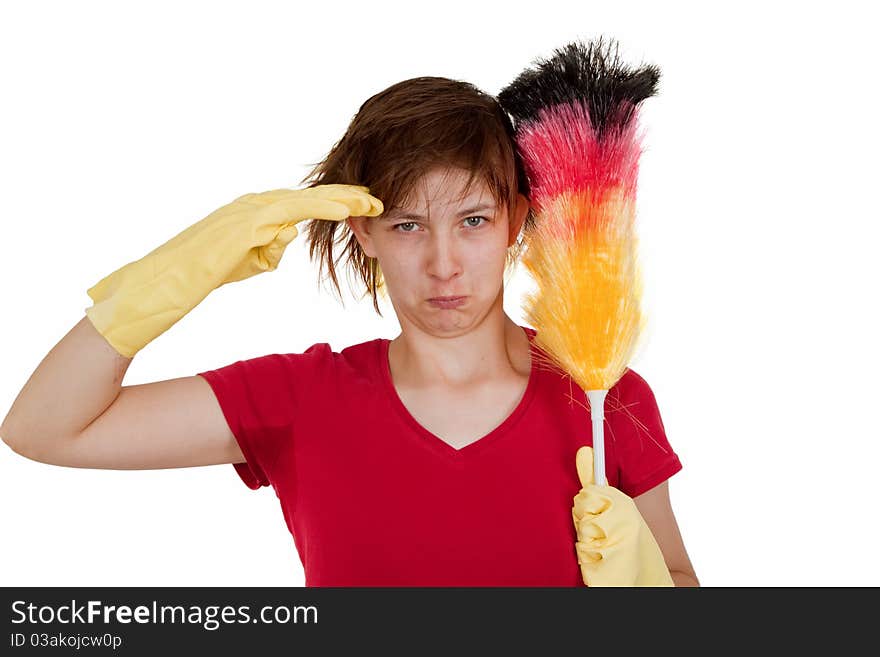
left=572, top=445, right=674, bottom=586
left=85, top=184, right=383, bottom=358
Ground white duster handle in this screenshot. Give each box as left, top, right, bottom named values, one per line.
left=586, top=389, right=609, bottom=486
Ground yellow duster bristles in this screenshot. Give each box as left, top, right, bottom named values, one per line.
left=522, top=186, right=647, bottom=393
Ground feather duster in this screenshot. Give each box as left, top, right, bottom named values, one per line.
left=498, top=37, right=660, bottom=485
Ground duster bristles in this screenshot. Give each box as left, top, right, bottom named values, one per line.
left=498, top=37, right=659, bottom=394
left=522, top=187, right=647, bottom=391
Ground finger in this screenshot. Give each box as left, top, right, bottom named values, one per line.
left=572, top=487, right=611, bottom=518
left=336, top=192, right=384, bottom=218
left=302, top=183, right=371, bottom=194
left=296, top=185, right=385, bottom=216
left=256, top=224, right=300, bottom=272
left=262, top=197, right=353, bottom=224
left=269, top=223, right=299, bottom=251
left=576, top=445, right=594, bottom=488
left=250, top=186, right=356, bottom=207
left=574, top=540, right=603, bottom=565
left=363, top=193, right=384, bottom=216
left=573, top=517, right=606, bottom=540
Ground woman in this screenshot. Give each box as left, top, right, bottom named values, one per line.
left=0, top=77, right=698, bottom=586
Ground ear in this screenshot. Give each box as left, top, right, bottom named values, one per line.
left=346, top=216, right=379, bottom=258
left=507, top=193, right=530, bottom=247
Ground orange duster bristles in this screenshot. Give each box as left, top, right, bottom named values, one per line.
left=523, top=185, right=645, bottom=393
left=498, top=37, right=660, bottom=485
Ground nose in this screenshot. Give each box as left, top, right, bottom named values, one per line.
left=425, top=232, right=462, bottom=282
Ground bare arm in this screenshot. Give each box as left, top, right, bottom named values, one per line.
left=635, top=482, right=700, bottom=587
left=0, top=316, right=243, bottom=469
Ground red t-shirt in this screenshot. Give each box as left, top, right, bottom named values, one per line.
left=197, top=326, right=682, bottom=586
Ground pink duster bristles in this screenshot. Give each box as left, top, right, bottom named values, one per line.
left=498, top=37, right=660, bottom=486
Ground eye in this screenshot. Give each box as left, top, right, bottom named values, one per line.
left=463, top=216, right=489, bottom=228
left=392, top=221, right=420, bottom=233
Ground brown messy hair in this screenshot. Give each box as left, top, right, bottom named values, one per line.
left=298, top=76, right=534, bottom=316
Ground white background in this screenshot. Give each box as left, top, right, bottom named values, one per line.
left=1, top=0, right=877, bottom=587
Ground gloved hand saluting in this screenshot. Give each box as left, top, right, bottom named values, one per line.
left=84, top=184, right=383, bottom=359
left=572, top=445, right=674, bottom=587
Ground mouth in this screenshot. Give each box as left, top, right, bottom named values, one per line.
left=427, top=296, right=467, bottom=309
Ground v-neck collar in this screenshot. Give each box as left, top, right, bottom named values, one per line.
left=378, top=325, right=540, bottom=463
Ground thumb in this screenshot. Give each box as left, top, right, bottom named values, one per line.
left=258, top=223, right=300, bottom=273
left=275, top=222, right=300, bottom=246
left=575, top=445, right=595, bottom=488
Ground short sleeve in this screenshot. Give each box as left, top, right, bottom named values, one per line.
left=608, top=368, right=683, bottom=498
left=197, top=344, right=331, bottom=490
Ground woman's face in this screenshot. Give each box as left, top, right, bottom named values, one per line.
left=348, top=166, right=528, bottom=338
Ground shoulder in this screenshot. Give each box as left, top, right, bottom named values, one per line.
left=339, top=336, right=386, bottom=362
left=604, top=366, right=664, bottom=426
left=202, top=336, right=386, bottom=377
left=220, top=342, right=335, bottom=370
left=197, top=337, right=385, bottom=408
left=197, top=342, right=335, bottom=389
left=613, top=366, right=655, bottom=398
left=280, top=336, right=388, bottom=385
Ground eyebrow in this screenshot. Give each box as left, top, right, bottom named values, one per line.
left=380, top=203, right=498, bottom=221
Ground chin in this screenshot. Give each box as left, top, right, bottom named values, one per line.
left=425, top=306, right=493, bottom=334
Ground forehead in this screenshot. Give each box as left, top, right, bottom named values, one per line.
left=397, top=166, right=494, bottom=210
